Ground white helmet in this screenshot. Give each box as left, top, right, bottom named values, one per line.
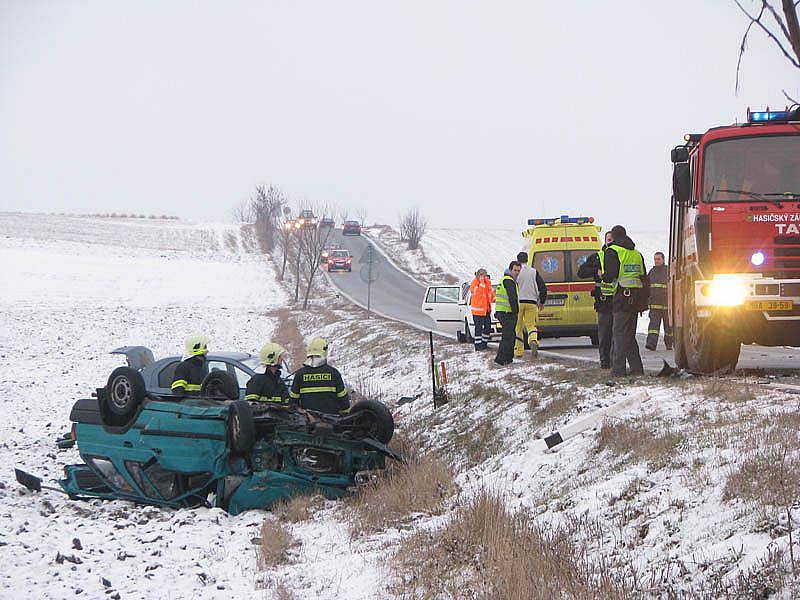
left=185, top=334, right=209, bottom=357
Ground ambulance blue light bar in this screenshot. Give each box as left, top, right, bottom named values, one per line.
left=527, top=216, right=595, bottom=225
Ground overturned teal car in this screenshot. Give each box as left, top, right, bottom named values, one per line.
left=42, top=367, right=399, bottom=515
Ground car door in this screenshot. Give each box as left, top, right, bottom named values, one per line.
left=421, top=286, right=465, bottom=334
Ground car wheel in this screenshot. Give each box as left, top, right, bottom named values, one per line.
left=590, top=333, right=599, bottom=347
left=103, top=367, right=145, bottom=425
left=228, top=401, right=255, bottom=453
left=456, top=330, right=466, bottom=343
left=349, top=400, right=394, bottom=444
left=200, top=371, right=239, bottom=400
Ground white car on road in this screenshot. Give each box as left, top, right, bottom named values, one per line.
left=421, top=282, right=501, bottom=343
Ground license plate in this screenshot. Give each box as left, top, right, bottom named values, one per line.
left=746, top=300, right=793, bottom=311
left=545, top=298, right=565, bottom=306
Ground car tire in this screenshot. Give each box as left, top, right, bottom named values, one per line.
left=590, top=333, right=599, bottom=347
left=103, top=367, right=145, bottom=425
left=228, top=401, right=255, bottom=453
left=200, top=371, right=239, bottom=400
left=463, top=319, right=473, bottom=343
left=349, top=400, right=394, bottom=444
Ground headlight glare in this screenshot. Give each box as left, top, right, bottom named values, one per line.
left=751, top=251, right=765, bottom=266
left=702, top=276, right=747, bottom=306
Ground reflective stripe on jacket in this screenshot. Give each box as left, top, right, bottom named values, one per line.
left=469, top=277, right=495, bottom=316
left=648, top=264, right=668, bottom=309
left=597, top=250, right=618, bottom=297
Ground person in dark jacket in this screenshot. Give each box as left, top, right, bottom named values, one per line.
left=171, top=334, right=209, bottom=395
left=245, top=342, right=290, bottom=404
left=494, top=261, right=521, bottom=366
left=577, top=231, right=615, bottom=368
left=645, top=252, right=673, bottom=351
left=601, top=226, right=650, bottom=377
left=289, top=337, right=349, bottom=414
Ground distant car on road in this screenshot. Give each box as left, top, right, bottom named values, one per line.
left=343, top=220, right=362, bottom=235
left=327, top=249, right=353, bottom=272
left=297, top=209, right=317, bottom=228
left=319, top=216, right=335, bottom=228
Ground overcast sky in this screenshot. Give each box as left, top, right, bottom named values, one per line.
left=1, top=1, right=798, bottom=231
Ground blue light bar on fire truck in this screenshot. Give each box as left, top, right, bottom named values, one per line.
left=527, top=215, right=595, bottom=226
left=747, top=107, right=799, bottom=123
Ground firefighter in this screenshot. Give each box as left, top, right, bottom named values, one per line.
left=577, top=231, right=615, bottom=368
left=469, top=268, right=495, bottom=351
left=494, top=261, right=521, bottom=366
left=171, top=334, right=209, bottom=395
left=514, top=252, right=547, bottom=359
left=645, top=252, right=673, bottom=351
left=601, top=226, right=650, bottom=377
left=289, top=337, right=349, bottom=414
left=245, top=342, right=290, bottom=404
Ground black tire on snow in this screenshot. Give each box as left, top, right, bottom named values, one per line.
left=464, top=319, right=473, bottom=344
left=349, top=400, right=394, bottom=444
left=685, top=309, right=741, bottom=374
left=228, top=401, right=256, bottom=453
left=456, top=331, right=466, bottom=343
left=589, top=333, right=599, bottom=347
left=104, top=367, right=146, bottom=425
left=200, top=371, right=239, bottom=400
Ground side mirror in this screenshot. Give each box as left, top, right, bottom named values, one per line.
left=673, top=163, right=691, bottom=206
left=671, top=146, right=689, bottom=163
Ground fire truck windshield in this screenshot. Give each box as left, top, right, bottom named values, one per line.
left=702, top=134, right=800, bottom=203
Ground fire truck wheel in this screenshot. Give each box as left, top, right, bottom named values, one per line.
left=673, top=326, right=689, bottom=369
left=685, top=312, right=741, bottom=374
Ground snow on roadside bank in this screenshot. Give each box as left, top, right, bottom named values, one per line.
left=1, top=215, right=284, bottom=599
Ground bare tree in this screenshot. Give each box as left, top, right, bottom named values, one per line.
left=296, top=205, right=336, bottom=308
left=278, top=206, right=294, bottom=281
left=337, top=207, right=350, bottom=227
left=251, top=184, right=287, bottom=252
left=399, top=207, right=427, bottom=250
left=232, top=198, right=254, bottom=224
left=734, top=1, right=800, bottom=100
left=355, top=207, right=368, bottom=227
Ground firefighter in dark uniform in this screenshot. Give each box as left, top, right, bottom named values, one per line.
left=601, top=225, right=650, bottom=377
left=289, top=338, right=349, bottom=414
left=245, top=342, right=290, bottom=404
left=171, top=334, right=209, bottom=395
left=646, top=252, right=673, bottom=351
left=577, top=231, right=615, bottom=369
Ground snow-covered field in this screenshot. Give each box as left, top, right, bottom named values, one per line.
left=3, top=213, right=800, bottom=598
left=0, top=214, right=284, bottom=599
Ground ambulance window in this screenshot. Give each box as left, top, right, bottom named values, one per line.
left=534, top=251, right=565, bottom=282
left=571, top=251, right=595, bottom=280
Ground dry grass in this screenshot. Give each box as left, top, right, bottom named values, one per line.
left=345, top=453, right=455, bottom=538
left=273, top=493, right=323, bottom=523
left=528, top=384, right=581, bottom=429
left=595, top=415, right=685, bottom=471
left=701, top=377, right=756, bottom=403
left=257, top=519, right=297, bottom=569
left=448, top=419, right=502, bottom=469
left=265, top=307, right=307, bottom=368
left=391, top=489, right=633, bottom=599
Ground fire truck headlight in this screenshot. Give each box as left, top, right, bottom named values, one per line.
left=751, top=251, right=765, bottom=266
left=702, top=277, right=747, bottom=306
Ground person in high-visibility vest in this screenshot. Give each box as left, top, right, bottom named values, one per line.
left=494, top=261, right=522, bottom=366
left=577, top=231, right=615, bottom=368
left=289, top=338, right=349, bottom=414
left=171, top=334, right=209, bottom=395
left=645, top=252, right=672, bottom=351
left=601, top=225, right=650, bottom=377
left=245, top=342, right=290, bottom=404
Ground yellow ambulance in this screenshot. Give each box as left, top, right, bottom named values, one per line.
left=522, top=215, right=602, bottom=345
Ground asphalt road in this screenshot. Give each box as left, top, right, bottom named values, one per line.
left=324, top=230, right=438, bottom=331
left=324, top=230, right=800, bottom=373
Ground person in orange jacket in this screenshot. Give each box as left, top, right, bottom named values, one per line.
left=469, top=268, right=495, bottom=350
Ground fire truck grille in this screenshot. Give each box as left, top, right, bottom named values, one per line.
left=774, top=236, right=800, bottom=245
left=781, top=283, right=800, bottom=297
left=774, top=247, right=800, bottom=257
left=773, top=260, right=800, bottom=270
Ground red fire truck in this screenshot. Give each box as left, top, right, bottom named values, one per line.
left=669, top=106, right=800, bottom=373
